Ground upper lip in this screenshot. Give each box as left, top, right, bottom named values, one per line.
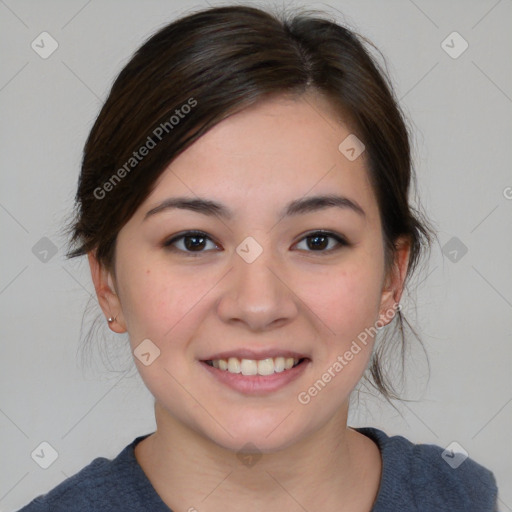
left=202, top=349, right=310, bottom=361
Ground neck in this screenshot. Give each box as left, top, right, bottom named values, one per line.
left=135, top=401, right=381, bottom=512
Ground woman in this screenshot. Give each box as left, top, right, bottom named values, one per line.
left=18, top=4, right=498, bottom=511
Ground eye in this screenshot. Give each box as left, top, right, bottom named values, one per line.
left=294, top=231, right=349, bottom=253
left=163, top=231, right=220, bottom=254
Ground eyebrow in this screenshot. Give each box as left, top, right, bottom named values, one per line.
left=144, top=194, right=366, bottom=221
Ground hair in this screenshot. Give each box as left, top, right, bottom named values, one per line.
left=65, top=4, right=435, bottom=401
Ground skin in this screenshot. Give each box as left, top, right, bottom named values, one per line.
left=89, top=92, right=410, bottom=512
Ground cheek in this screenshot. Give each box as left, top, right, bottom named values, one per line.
left=306, top=261, right=383, bottom=340
left=116, top=262, right=212, bottom=398
left=294, top=263, right=384, bottom=412
left=116, top=256, right=210, bottom=347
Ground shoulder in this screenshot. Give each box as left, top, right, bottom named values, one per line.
left=355, top=427, right=498, bottom=512
left=15, top=434, right=163, bottom=512
left=15, top=456, right=116, bottom=512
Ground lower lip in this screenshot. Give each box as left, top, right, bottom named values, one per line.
left=200, top=359, right=310, bottom=395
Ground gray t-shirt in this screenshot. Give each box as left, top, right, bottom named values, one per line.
left=17, top=427, right=498, bottom=511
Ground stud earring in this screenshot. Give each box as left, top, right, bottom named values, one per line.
left=108, top=317, right=115, bottom=323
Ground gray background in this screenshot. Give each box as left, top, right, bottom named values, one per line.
left=1, top=0, right=511, bottom=509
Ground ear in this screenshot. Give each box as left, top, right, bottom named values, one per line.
left=378, top=236, right=410, bottom=327
left=87, top=251, right=127, bottom=333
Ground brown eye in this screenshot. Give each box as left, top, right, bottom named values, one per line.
left=163, top=231, right=219, bottom=254
left=295, top=231, right=348, bottom=253
left=184, top=234, right=207, bottom=251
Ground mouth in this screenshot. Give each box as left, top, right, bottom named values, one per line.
left=203, top=356, right=307, bottom=376
left=200, top=353, right=311, bottom=395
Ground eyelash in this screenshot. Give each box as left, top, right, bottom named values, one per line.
left=162, top=230, right=349, bottom=256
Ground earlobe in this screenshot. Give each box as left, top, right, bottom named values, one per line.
left=378, top=237, right=411, bottom=326
left=87, top=251, right=127, bottom=333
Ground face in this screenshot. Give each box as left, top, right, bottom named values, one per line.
left=90, top=93, right=408, bottom=452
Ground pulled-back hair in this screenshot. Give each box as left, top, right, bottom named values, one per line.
left=66, top=5, right=433, bottom=401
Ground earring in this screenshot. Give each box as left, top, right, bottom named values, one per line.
left=108, top=317, right=115, bottom=323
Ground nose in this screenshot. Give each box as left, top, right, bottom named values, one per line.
left=216, top=244, right=299, bottom=332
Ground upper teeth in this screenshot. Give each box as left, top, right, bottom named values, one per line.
left=209, top=357, right=300, bottom=375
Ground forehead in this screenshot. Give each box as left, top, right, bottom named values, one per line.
left=143, top=93, right=378, bottom=222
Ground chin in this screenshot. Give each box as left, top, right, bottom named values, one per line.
left=195, top=408, right=317, bottom=454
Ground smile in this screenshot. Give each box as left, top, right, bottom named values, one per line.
left=205, top=356, right=303, bottom=376
left=201, top=354, right=310, bottom=395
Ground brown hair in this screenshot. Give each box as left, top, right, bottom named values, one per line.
left=66, top=5, right=434, bottom=400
